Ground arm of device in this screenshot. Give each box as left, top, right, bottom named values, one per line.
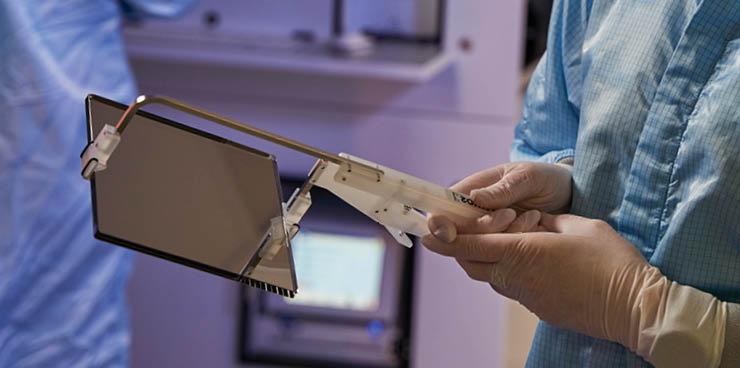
left=80, top=94, right=494, bottom=251
left=301, top=155, right=494, bottom=247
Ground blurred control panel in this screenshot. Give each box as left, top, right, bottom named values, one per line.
left=240, top=180, right=415, bottom=368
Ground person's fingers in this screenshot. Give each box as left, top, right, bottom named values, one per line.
left=427, top=215, right=457, bottom=243
left=506, top=210, right=542, bottom=233
left=421, top=234, right=458, bottom=257
left=489, top=262, right=514, bottom=291
left=450, top=166, right=506, bottom=195
left=421, top=232, right=525, bottom=262
left=454, top=208, right=517, bottom=235
left=455, top=259, right=492, bottom=282
left=538, top=213, right=603, bottom=235
left=538, top=213, right=563, bottom=233
left=456, top=252, right=518, bottom=292
left=469, top=170, right=538, bottom=209
left=428, top=209, right=517, bottom=243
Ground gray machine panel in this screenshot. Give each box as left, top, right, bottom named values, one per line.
left=85, top=95, right=297, bottom=295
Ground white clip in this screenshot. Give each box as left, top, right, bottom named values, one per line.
left=284, top=188, right=312, bottom=227
left=258, top=217, right=290, bottom=261
left=81, top=124, right=121, bottom=180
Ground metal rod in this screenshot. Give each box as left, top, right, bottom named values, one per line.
left=114, top=95, right=363, bottom=168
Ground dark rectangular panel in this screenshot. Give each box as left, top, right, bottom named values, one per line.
left=85, top=95, right=297, bottom=294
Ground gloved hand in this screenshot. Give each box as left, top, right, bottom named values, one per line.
left=422, top=213, right=727, bottom=368
left=453, top=161, right=573, bottom=213
left=427, top=162, right=571, bottom=242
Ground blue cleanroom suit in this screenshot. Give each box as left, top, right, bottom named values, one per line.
left=514, top=1, right=740, bottom=366
left=0, top=1, right=192, bottom=366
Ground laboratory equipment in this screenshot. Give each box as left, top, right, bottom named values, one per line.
left=84, top=95, right=297, bottom=296
left=240, top=180, right=415, bottom=368
left=81, top=94, right=491, bottom=297
left=122, top=0, right=450, bottom=82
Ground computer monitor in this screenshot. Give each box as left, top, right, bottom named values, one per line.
left=285, top=229, right=386, bottom=312
left=240, top=180, right=415, bottom=368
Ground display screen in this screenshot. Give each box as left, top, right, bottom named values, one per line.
left=285, top=230, right=386, bottom=311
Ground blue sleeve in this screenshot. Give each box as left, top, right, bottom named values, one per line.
left=511, top=0, right=586, bottom=164
left=120, top=0, right=196, bottom=19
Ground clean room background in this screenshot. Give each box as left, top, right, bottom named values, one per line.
left=117, top=1, right=545, bottom=367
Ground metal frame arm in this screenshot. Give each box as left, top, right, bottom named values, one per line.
left=82, top=94, right=384, bottom=180
left=116, top=95, right=349, bottom=166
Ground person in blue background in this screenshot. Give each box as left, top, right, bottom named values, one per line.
left=424, top=1, right=740, bottom=367
left=0, top=1, right=192, bottom=366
